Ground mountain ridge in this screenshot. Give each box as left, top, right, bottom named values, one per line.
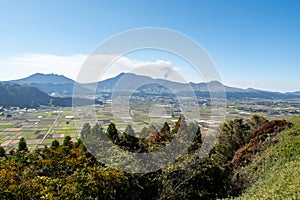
left=2, top=73, right=300, bottom=99
left=10, top=73, right=74, bottom=84
left=0, top=83, right=100, bottom=108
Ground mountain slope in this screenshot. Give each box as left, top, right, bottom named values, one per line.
left=94, top=73, right=186, bottom=92
left=288, top=91, right=300, bottom=96
left=234, top=117, right=300, bottom=199
left=6, top=73, right=90, bottom=96
left=83, top=73, right=300, bottom=99
left=10, top=73, right=74, bottom=84
left=0, top=83, right=100, bottom=108
left=0, top=83, right=51, bottom=107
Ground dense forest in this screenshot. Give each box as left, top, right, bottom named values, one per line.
left=0, top=115, right=299, bottom=199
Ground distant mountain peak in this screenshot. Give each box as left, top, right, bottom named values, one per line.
left=9, top=73, right=74, bottom=84
left=207, top=80, right=223, bottom=86
left=246, top=87, right=257, bottom=92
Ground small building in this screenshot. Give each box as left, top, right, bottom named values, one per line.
left=65, top=116, right=74, bottom=120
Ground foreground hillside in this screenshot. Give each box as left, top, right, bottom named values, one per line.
left=0, top=115, right=298, bottom=199
left=0, top=83, right=101, bottom=108
left=0, top=83, right=50, bottom=108
left=235, top=117, right=300, bottom=199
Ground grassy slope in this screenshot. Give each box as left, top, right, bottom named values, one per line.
left=236, top=117, right=300, bottom=199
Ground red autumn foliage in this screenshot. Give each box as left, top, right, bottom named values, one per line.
left=231, top=120, right=293, bottom=168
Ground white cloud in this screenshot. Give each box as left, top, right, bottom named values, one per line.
left=96, top=56, right=185, bottom=83
left=0, top=53, right=184, bottom=83
left=0, top=54, right=87, bottom=81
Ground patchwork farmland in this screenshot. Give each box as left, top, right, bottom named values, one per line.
left=2, top=98, right=299, bottom=151
left=0, top=107, right=78, bottom=151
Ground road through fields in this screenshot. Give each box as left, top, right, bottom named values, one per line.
left=39, top=109, right=60, bottom=145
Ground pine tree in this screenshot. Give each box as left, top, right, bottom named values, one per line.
left=51, top=139, right=60, bottom=148
left=18, top=137, right=28, bottom=152
left=0, top=146, right=5, bottom=157
left=81, top=123, right=91, bottom=139
left=106, top=123, right=119, bottom=143
left=63, top=136, right=72, bottom=146
left=188, top=123, right=202, bottom=152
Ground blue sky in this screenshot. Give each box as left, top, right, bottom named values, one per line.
left=0, top=0, right=299, bottom=92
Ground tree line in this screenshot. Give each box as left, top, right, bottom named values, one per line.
left=0, top=115, right=292, bottom=199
